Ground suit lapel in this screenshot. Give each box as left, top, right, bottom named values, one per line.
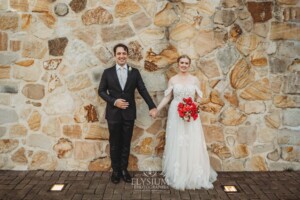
left=123, top=65, right=132, bottom=90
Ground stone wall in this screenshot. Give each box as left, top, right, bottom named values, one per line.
left=0, top=0, right=300, bottom=171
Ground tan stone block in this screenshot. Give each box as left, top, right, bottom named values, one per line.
left=273, top=95, right=297, bottom=108
left=85, top=124, right=109, bottom=140
left=29, top=151, right=57, bottom=170
left=74, top=141, right=102, bottom=160
left=246, top=156, right=267, bottom=171
left=270, top=75, right=283, bottom=93
left=237, top=126, right=257, bottom=145
left=203, top=125, right=224, bottom=143
left=139, top=28, right=165, bottom=47
left=145, top=45, right=179, bottom=71
left=267, top=149, right=280, bottom=161
left=222, top=0, right=243, bottom=8
left=214, top=10, right=237, bottom=27
left=224, top=90, right=239, bottom=107
left=128, top=154, right=138, bottom=171
left=22, top=37, right=47, bottom=59
left=0, top=13, right=18, bottom=31
left=66, top=74, right=92, bottom=91
left=146, top=120, right=162, bottom=135
left=27, top=110, right=41, bottom=131
left=88, top=156, right=111, bottom=171
left=21, top=14, right=31, bottom=30
left=0, top=139, right=19, bottom=153
left=233, top=144, right=249, bottom=159
left=115, top=0, right=140, bottom=18
left=42, top=118, right=61, bottom=137
left=230, top=59, right=255, bottom=89
left=197, top=56, right=221, bottom=79
left=241, top=78, right=272, bottom=100
left=32, top=0, right=52, bottom=12
left=154, top=3, right=178, bottom=27
left=10, top=40, right=20, bottom=52
left=250, top=49, right=268, bottom=67
left=0, top=32, right=8, bottom=51
left=223, top=159, right=245, bottom=171
left=48, top=74, right=62, bottom=93
left=170, top=23, right=195, bottom=41
left=236, top=34, right=260, bottom=56
left=193, top=30, right=225, bottom=57
left=226, top=136, right=235, bottom=147
left=242, top=101, right=266, bottom=114
left=82, top=6, right=113, bottom=25
left=210, top=143, right=231, bottom=160
left=278, top=0, right=298, bottom=6
left=219, top=107, right=247, bottom=126
left=0, top=66, right=10, bottom=79
left=9, top=124, right=27, bottom=138
left=209, top=156, right=222, bottom=171
left=53, top=138, right=73, bottom=159
left=270, top=22, right=300, bottom=41
left=134, top=137, right=153, bottom=155
left=281, top=145, right=300, bottom=162
left=155, top=131, right=165, bottom=156
left=200, top=102, right=223, bottom=114
left=63, top=125, right=82, bottom=139
left=22, top=84, right=45, bottom=100
left=132, top=126, right=144, bottom=142
left=264, top=111, right=281, bottom=129
left=283, top=7, right=300, bottom=22
left=10, top=0, right=29, bottom=12
left=15, top=59, right=34, bottom=67
left=11, top=147, right=27, bottom=164
left=38, top=12, right=56, bottom=29
left=132, top=12, right=151, bottom=31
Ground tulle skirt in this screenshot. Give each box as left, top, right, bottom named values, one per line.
left=162, top=100, right=217, bottom=190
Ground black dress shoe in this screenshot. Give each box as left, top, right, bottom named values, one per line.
left=111, top=171, right=121, bottom=184
left=121, top=169, right=132, bottom=183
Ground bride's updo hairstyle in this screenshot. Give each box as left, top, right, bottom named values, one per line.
left=177, top=55, right=191, bottom=64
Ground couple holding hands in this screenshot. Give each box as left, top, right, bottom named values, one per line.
left=98, top=43, right=217, bottom=190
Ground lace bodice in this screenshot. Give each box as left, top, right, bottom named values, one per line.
left=164, top=84, right=202, bottom=101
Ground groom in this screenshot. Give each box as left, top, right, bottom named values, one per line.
left=98, top=43, right=157, bottom=184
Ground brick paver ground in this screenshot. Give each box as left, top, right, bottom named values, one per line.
left=0, top=170, right=299, bottom=200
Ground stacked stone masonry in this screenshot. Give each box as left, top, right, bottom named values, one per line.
left=0, top=0, right=299, bottom=171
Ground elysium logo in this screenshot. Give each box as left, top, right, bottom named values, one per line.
left=132, top=170, right=168, bottom=190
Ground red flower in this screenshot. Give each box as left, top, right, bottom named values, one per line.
left=177, top=97, right=200, bottom=122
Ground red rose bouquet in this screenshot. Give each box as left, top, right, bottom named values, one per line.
left=177, top=97, right=200, bottom=122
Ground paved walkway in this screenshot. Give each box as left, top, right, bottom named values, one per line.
left=0, top=170, right=299, bottom=200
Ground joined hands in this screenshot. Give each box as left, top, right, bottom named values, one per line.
left=149, top=108, right=158, bottom=119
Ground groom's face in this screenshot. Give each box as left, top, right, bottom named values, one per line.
left=115, top=47, right=128, bottom=66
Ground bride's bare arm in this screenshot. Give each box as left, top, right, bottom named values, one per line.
left=194, top=77, right=203, bottom=102
left=157, top=80, right=173, bottom=112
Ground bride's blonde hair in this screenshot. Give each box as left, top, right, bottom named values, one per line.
left=177, top=55, right=191, bottom=64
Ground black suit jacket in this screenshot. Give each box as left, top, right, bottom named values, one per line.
left=98, top=65, right=156, bottom=121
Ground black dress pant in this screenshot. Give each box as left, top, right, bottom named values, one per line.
left=107, top=120, right=134, bottom=172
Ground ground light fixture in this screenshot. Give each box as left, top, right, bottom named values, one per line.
left=49, top=183, right=66, bottom=192
left=222, top=185, right=239, bottom=193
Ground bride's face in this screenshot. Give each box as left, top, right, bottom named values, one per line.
left=178, top=58, right=190, bottom=73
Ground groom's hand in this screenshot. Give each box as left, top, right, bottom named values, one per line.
left=115, top=99, right=129, bottom=109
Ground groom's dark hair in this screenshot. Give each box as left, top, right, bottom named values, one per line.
left=113, top=43, right=129, bottom=55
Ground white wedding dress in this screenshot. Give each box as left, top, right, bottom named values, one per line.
left=162, top=83, right=217, bottom=190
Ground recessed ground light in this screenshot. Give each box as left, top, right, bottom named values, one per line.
left=49, top=184, right=66, bottom=192
left=222, top=185, right=239, bottom=193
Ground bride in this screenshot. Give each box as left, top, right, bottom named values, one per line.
left=152, top=55, right=217, bottom=190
